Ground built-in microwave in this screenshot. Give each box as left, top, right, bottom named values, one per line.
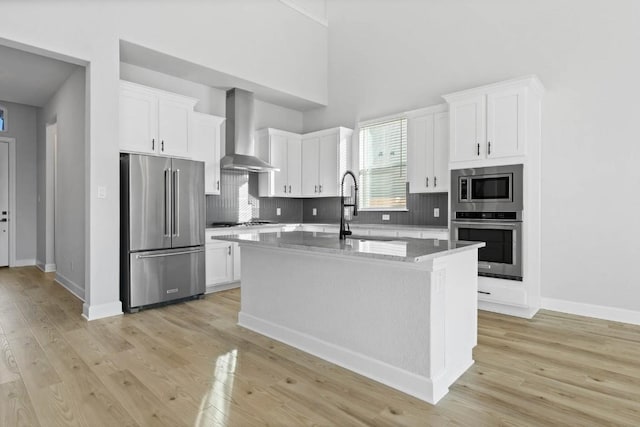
left=451, top=164, right=523, bottom=219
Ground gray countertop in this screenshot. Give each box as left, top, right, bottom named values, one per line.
left=214, top=231, right=483, bottom=263
left=206, top=223, right=449, bottom=233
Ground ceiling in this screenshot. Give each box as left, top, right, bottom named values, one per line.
left=0, top=44, right=80, bottom=107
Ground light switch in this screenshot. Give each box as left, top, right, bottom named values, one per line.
left=312, top=208, right=317, bottom=216
left=97, top=186, right=107, bottom=199
left=382, top=214, right=390, bottom=221
left=434, top=208, right=440, bottom=218
left=276, top=208, right=281, bottom=216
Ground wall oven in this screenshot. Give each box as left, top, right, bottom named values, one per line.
left=451, top=164, right=523, bottom=281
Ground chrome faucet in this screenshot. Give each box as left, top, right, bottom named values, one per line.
left=339, top=171, right=358, bottom=240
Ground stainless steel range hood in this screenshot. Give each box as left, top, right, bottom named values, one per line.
left=220, top=88, right=278, bottom=172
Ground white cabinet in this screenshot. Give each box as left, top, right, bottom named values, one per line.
left=257, top=128, right=302, bottom=197
left=407, top=105, right=449, bottom=193
left=443, top=75, right=543, bottom=167
left=191, top=112, right=225, bottom=195
left=232, top=243, right=241, bottom=282
left=119, top=81, right=197, bottom=157
left=301, top=127, right=353, bottom=197
left=206, top=241, right=234, bottom=286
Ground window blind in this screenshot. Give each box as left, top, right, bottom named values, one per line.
left=358, top=118, right=407, bottom=210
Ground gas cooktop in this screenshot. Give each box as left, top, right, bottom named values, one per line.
left=209, top=220, right=277, bottom=228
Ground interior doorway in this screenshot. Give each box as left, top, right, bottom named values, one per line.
left=0, top=137, right=16, bottom=267
left=44, top=122, right=57, bottom=272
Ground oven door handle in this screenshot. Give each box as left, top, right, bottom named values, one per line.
left=451, top=221, right=521, bottom=228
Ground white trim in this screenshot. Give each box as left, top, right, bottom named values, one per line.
left=82, top=301, right=123, bottom=321
left=479, top=301, right=539, bottom=319
left=13, top=259, right=35, bottom=267
left=55, top=272, right=85, bottom=301
left=0, top=137, right=16, bottom=267
left=278, top=0, right=328, bottom=27
left=36, top=261, right=56, bottom=273
left=542, top=297, right=640, bottom=326
left=238, top=311, right=468, bottom=404
left=205, top=281, right=240, bottom=294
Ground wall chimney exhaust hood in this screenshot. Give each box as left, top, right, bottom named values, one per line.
left=220, top=88, right=278, bottom=172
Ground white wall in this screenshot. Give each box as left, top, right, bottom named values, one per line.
left=120, top=62, right=305, bottom=134
left=0, top=0, right=326, bottom=319
left=39, top=67, right=86, bottom=298
left=0, top=101, right=37, bottom=263
left=305, top=0, right=640, bottom=314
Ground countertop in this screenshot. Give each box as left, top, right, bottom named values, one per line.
left=214, top=231, right=483, bottom=263
left=206, top=223, right=448, bottom=233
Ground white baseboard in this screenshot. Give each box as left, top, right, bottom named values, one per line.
left=12, top=259, right=36, bottom=267
left=205, top=281, right=240, bottom=294
left=36, top=261, right=57, bottom=273
left=82, top=301, right=123, bottom=321
left=542, top=297, right=640, bottom=326
left=239, top=311, right=447, bottom=404
left=54, top=272, right=85, bottom=301
left=479, top=300, right=539, bottom=319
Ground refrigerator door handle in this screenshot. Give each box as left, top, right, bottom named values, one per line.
left=164, top=168, right=171, bottom=237
left=172, top=169, right=180, bottom=237
left=135, top=248, right=204, bottom=259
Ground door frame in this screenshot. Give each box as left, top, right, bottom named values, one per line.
left=0, top=137, right=16, bottom=267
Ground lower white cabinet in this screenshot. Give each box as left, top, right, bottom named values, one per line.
left=232, top=243, right=241, bottom=282
left=205, top=241, right=234, bottom=288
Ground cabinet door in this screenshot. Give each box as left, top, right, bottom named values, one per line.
left=433, top=111, right=449, bottom=191
left=270, top=134, right=289, bottom=197
left=318, top=134, right=339, bottom=196
left=119, top=87, right=158, bottom=154
left=449, top=96, right=486, bottom=163
left=486, top=87, right=525, bottom=159
left=191, top=113, right=222, bottom=195
left=407, top=114, right=433, bottom=193
left=158, top=97, right=191, bottom=158
left=232, top=243, right=241, bottom=282
left=287, top=137, right=302, bottom=196
left=301, top=137, right=320, bottom=196
left=205, top=242, right=233, bottom=286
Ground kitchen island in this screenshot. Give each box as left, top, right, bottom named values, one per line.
left=215, top=231, right=484, bottom=404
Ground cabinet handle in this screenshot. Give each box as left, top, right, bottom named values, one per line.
left=284, top=185, right=287, bottom=193
left=319, top=184, right=323, bottom=193
left=216, top=180, right=220, bottom=190
left=434, top=176, right=437, bottom=187
left=289, top=185, right=292, bottom=193
left=152, top=138, right=155, bottom=150
left=426, top=177, right=429, bottom=187
left=314, top=185, right=318, bottom=193
left=161, top=140, right=165, bottom=152
left=488, top=141, right=491, bottom=156
left=228, top=246, right=231, bottom=255
left=477, top=143, right=480, bottom=156
left=478, top=291, right=491, bottom=295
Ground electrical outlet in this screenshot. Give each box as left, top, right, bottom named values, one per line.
left=382, top=214, right=390, bottom=221
left=312, top=208, right=317, bottom=216
left=276, top=208, right=281, bottom=216
left=97, top=186, right=107, bottom=199
left=434, top=208, right=440, bottom=218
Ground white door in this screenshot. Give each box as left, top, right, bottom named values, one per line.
left=158, top=97, right=191, bottom=158
left=0, top=142, right=8, bottom=266
left=287, top=137, right=302, bottom=196
left=486, top=87, right=526, bottom=159
left=449, top=96, right=486, bottom=163
left=318, top=134, right=339, bottom=196
left=206, top=242, right=233, bottom=286
left=269, top=134, right=289, bottom=197
left=301, top=137, right=320, bottom=196
left=433, top=111, right=449, bottom=191
left=119, top=86, right=158, bottom=154
left=407, top=114, right=432, bottom=193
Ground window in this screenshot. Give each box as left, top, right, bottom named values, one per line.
left=0, top=105, right=6, bottom=132
left=358, top=118, right=407, bottom=210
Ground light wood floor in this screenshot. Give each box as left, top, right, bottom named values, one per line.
left=1, top=267, right=640, bottom=426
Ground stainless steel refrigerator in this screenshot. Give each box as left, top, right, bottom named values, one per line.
left=120, top=153, right=205, bottom=312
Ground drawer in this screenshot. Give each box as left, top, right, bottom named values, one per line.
left=477, top=276, right=527, bottom=307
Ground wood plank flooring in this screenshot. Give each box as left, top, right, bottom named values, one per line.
left=1, top=267, right=640, bottom=426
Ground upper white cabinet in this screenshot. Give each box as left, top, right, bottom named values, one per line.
left=443, top=75, right=543, bottom=167
left=407, top=105, right=449, bottom=193
left=119, top=81, right=197, bottom=158
left=257, top=128, right=302, bottom=197
left=191, top=112, right=225, bottom=195
left=301, top=127, right=353, bottom=197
